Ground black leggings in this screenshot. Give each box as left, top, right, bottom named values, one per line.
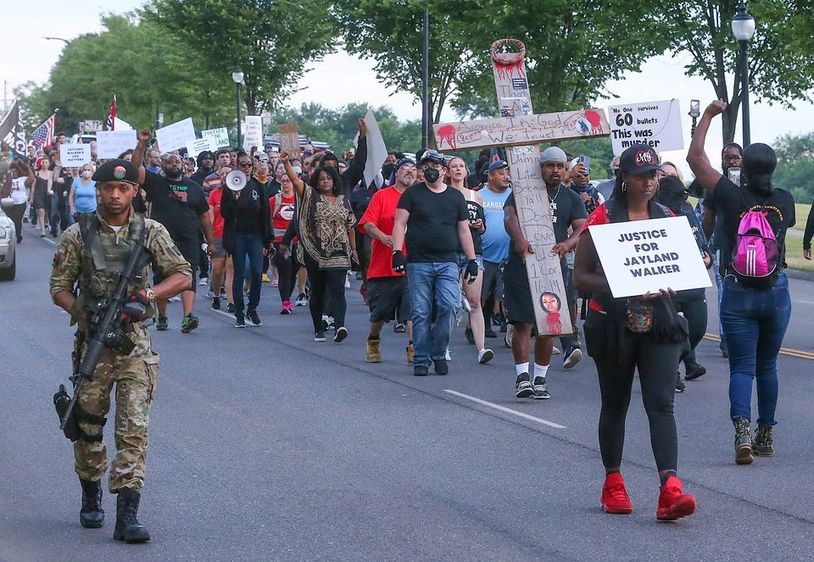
left=304, top=255, right=348, bottom=332
left=588, top=313, right=682, bottom=472
left=7, top=203, right=26, bottom=242
left=273, top=244, right=298, bottom=302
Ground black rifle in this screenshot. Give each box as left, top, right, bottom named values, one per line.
left=54, top=238, right=149, bottom=441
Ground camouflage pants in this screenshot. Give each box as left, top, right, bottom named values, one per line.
left=73, top=348, right=159, bottom=493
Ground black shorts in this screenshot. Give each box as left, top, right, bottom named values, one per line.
left=367, top=276, right=411, bottom=323
left=154, top=239, right=199, bottom=289
left=503, top=255, right=574, bottom=326
left=482, top=260, right=505, bottom=302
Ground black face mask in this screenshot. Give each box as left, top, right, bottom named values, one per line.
left=424, top=167, right=440, bottom=183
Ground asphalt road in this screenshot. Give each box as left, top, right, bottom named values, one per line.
left=1, top=229, right=813, bottom=561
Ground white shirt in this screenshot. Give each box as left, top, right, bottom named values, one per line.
left=10, top=177, right=27, bottom=205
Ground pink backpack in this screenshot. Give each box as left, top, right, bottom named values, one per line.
left=731, top=208, right=778, bottom=284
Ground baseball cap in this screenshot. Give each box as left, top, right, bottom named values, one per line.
left=92, top=158, right=139, bottom=184
left=418, top=149, right=445, bottom=165
left=487, top=160, right=509, bottom=173
left=540, top=146, right=567, bottom=164
left=619, top=144, right=660, bottom=175
left=394, top=157, right=416, bottom=171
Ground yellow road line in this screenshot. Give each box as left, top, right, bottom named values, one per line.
left=704, top=333, right=814, bottom=361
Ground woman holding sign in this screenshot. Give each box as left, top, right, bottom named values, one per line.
left=574, top=144, right=696, bottom=521
left=688, top=100, right=795, bottom=466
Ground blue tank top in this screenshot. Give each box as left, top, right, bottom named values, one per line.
left=73, top=179, right=97, bottom=213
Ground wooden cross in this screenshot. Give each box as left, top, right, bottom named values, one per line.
left=433, top=39, right=611, bottom=336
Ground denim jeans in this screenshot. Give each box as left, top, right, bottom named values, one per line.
left=407, top=262, right=459, bottom=368
left=231, top=233, right=264, bottom=315
left=720, top=273, right=791, bottom=426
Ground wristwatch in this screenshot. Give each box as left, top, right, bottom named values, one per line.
left=144, top=287, right=156, bottom=303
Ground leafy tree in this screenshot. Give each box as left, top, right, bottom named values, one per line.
left=15, top=14, right=234, bottom=133
left=651, top=0, right=814, bottom=144
left=269, top=102, right=421, bottom=154
left=450, top=0, right=667, bottom=118
left=144, top=0, right=337, bottom=115
left=332, top=0, right=479, bottom=124
left=773, top=131, right=814, bottom=203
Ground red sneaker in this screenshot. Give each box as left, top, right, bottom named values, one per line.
left=601, top=472, right=633, bottom=514
left=657, top=476, right=696, bottom=521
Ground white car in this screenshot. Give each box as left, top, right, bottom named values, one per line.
left=0, top=199, right=17, bottom=280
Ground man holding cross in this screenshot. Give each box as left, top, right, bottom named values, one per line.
left=503, top=146, right=587, bottom=399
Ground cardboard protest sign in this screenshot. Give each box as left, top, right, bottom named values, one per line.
left=243, top=116, right=263, bottom=151
left=96, top=130, right=137, bottom=159
left=433, top=108, right=610, bottom=152
left=278, top=123, right=300, bottom=155
left=186, top=137, right=217, bottom=158
left=155, top=117, right=195, bottom=152
left=59, top=143, right=92, bottom=167
left=202, top=127, right=230, bottom=148
left=589, top=216, right=711, bottom=298
left=608, top=99, right=683, bottom=155
left=363, top=110, right=388, bottom=189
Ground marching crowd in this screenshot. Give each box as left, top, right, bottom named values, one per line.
left=4, top=99, right=800, bottom=527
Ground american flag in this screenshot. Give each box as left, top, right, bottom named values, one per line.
left=106, top=95, right=117, bottom=130
left=30, top=113, right=56, bottom=149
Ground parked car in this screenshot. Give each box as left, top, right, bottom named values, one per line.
left=69, top=133, right=97, bottom=144
left=0, top=199, right=17, bottom=281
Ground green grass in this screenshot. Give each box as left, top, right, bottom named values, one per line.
left=783, top=235, right=814, bottom=272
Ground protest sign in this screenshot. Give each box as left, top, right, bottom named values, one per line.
left=202, top=127, right=230, bottom=148
left=433, top=108, right=610, bottom=152
left=243, top=116, right=263, bottom=151
left=155, top=117, right=195, bottom=152
left=363, top=110, right=388, bottom=188
left=278, top=123, right=300, bottom=155
left=608, top=99, right=683, bottom=155
left=59, top=143, right=92, bottom=167
left=589, top=216, right=711, bottom=298
left=113, top=117, right=132, bottom=131
left=96, top=130, right=137, bottom=159
left=186, top=137, right=217, bottom=158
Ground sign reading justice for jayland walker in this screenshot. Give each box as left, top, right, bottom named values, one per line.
left=589, top=216, right=711, bottom=298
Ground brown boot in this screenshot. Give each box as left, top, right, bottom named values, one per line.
left=734, top=417, right=754, bottom=465
left=753, top=425, right=774, bottom=456
left=365, top=338, right=382, bottom=363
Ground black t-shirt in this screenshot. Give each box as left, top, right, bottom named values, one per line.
left=711, top=176, right=795, bottom=273
left=458, top=198, right=485, bottom=255
left=398, top=182, right=468, bottom=263
left=144, top=171, right=209, bottom=243
left=504, top=184, right=587, bottom=259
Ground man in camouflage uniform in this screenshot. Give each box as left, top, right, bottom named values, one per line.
left=50, top=158, right=191, bottom=543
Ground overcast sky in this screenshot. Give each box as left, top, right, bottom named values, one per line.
left=2, top=0, right=813, bottom=177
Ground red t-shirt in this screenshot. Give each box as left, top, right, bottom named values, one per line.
left=208, top=189, right=225, bottom=238
left=269, top=193, right=296, bottom=244
left=358, top=186, right=407, bottom=279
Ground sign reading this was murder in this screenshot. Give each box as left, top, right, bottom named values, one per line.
left=608, top=99, right=684, bottom=155
left=589, top=216, right=711, bottom=298
left=433, top=109, right=610, bottom=152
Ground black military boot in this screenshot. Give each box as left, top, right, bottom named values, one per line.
left=113, top=488, right=150, bottom=543
left=79, top=478, right=105, bottom=528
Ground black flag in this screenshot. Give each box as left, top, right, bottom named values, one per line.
left=0, top=102, right=26, bottom=158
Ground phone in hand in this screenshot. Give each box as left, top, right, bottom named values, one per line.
left=577, top=155, right=591, bottom=174
left=689, top=99, right=701, bottom=118
left=728, top=167, right=741, bottom=186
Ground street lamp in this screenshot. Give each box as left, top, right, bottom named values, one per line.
left=731, top=1, right=756, bottom=146
left=232, top=66, right=244, bottom=149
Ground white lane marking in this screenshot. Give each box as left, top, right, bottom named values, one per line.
left=797, top=300, right=814, bottom=305
left=41, top=237, right=57, bottom=245
left=443, top=390, right=567, bottom=429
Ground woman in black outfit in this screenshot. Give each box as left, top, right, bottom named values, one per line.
left=280, top=151, right=357, bottom=343
left=220, top=155, right=271, bottom=328
left=574, top=144, right=696, bottom=521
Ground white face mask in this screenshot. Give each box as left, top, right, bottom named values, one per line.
left=81, top=170, right=92, bottom=179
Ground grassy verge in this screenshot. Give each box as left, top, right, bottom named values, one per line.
left=783, top=235, right=814, bottom=272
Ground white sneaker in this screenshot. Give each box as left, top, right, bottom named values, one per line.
left=345, top=271, right=352, bottom=289
left=444, top=347, right=452, bottom=361
left=478, top=348, right=494, bottom=364
left=169, top=296, right=181, bottom=303
left=552, top=345, right=562, bottom=355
